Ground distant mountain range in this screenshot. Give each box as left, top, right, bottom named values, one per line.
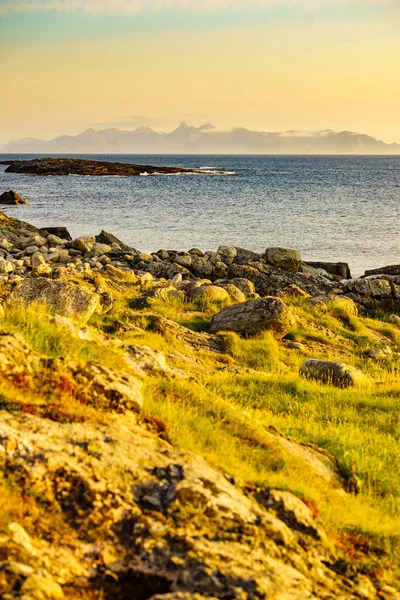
left=2, top=123, right=400, bottom=154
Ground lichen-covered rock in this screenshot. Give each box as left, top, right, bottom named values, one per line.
left=265, top=247, right=302, bottom=273
left=217, top=245, right=237, bottom=265
left=210, top=297, right=296, bottom=338
left=190, top=284, right=230, bottom=304
left=0, top=410, right=377, bottom=600
left=299, top=359, right=367, bottom=388
left=9, top=278, right=100, bottom=321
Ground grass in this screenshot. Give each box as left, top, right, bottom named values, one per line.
left=1, top=291, right=400, bottom=575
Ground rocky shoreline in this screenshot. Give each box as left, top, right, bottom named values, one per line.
left=0, top=209, right=400, bottom=600
left=0, top=157, right=204, bottom=177
left=0, top=210, right=398, bottom=315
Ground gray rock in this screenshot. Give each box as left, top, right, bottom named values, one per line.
left=10, top=278, right=100, bottom=321
left=210, top=297, right=296, bottom=338
left=40, top=227, right=72, bottom=240
left=217, top=245, right=237, bottom=265
left=306, top=261, right=351, bottom=279
left=265, top=247, right=302, bottom=273
left=299, top=359, right=367, bottom=388
left=191, top=284, right=230, bottom=304
left=364, top=264, right=400, bottom=277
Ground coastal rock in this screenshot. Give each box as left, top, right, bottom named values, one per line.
left=364, top=265, right=400, bottom=277
left=40, top=226, right=72, bottom=240
left=0, top=190, right=29, bottom=205
left=190, top=284, right=230, bottom=304
left=95, top=230, right=137, bottom=253
left=9, top=278, right=100, bottom=321
left=265, top=247, right=302, bottom=273
left=217, top=245, right=237, bottom=265
left=214, top=282, right=246, bottom=303
left=299, top=359, right=367, bottom=388
left=306, top=261, right=351, bottom=279
left=233, top=247, right=260, bottom=265
left=210, top=297, right=296, bottom=338
left=227, top=261, right=337, bottom=298
left=215, top=277, right=256, bottom=298
left=72, top=236, right=95, bottom=253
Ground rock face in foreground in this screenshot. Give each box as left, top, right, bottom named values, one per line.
left=3, top=157, right=200, bottom=177
left=0, top=190, right=28, bottom=205
left=210, top=297, right=296, bottom=338
left=0, top=410, right=378, bottom=600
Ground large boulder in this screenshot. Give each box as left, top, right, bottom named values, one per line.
left=9, top=278, right=100, bottom=322
left=210, top=297, right=296, bottom=338
left=306, top=261, right=351, bottom=279
left=40, top=226, right=72, bottom=240
left=0, top=190, right=28, bottom=205
left=265, top=247, right=302, bottom=273
left=364, top=264, right=400, bottom=277
left=299, top=359, right=366, bottom=388
left=190, top=284, right=230, bottom=304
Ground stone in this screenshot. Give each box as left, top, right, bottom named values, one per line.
left=265, top=247, right=302, bottom=273
left=233, top=247, right=260, bottom=264
left=217, top=277, right=256, bottom=298
left=20, top=570, right=64, bottom=599
left=0, top=189, right=29, bottom=205
left=21, top=235, right=47, bottom=249
left=95, top=230, right=137, bottom=252
left=46, top=234, right=63, bottom=247
left=306, top=261, right=351, bottom=279
left=364, top=264, right=400, bottom=277
left=390, top=314, right=400, bottom=326
left=150, top=317, right=224, bottom=353
left=31, top=254, right=46, bottom=269
left=210, top=297, right=296, bottom=339
left=0, top=238, right=13, bottom=251
left=174, top=253, right=192, bottom=268
left=10, top=278, right=100, bottom=321
left=191, top=256, right=214, bottom=277
left=278, top=284, right=310, bottom=298
left=217, top=245, right=237, bottom=265
left=126, top=344, right=186, bottom=378
left=0, top=259, right=14, bottom=273
left=40, top=227, right=72, bottom=240
left=72, top=236, right=95, bottom=253
left=25, top=245, right=40, bottom=255
left=214, top=283, right=246, bottom=303
left=90, top=243, right=112, bottom=256
left=299, top=359, right=367, bottom=388
left=191, top=284, right=230, bottom=304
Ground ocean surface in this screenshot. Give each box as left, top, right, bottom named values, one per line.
left=0, top=154, right=399, bottom=276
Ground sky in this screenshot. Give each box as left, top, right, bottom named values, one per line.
left=0, top=0, right=399, bottom=144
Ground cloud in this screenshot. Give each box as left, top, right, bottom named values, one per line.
left=0, top=0, right=392, bottom=16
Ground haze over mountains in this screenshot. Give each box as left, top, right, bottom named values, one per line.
left=3, top=123, right=400, bottom=155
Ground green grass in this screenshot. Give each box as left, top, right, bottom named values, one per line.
left=1, top=291, right=400, bottom=571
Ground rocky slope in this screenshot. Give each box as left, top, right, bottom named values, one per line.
left=0, top=210, right=399, bottom=599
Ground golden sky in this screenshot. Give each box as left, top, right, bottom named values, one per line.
left=1, top=1, right=399, bottom=144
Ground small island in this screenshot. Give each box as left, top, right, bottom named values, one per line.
left=0, top=157, right=201, bottom=177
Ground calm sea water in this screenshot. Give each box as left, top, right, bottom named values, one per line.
left=0, top=154, right=399, bottom=276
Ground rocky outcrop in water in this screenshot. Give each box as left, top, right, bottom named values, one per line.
left=1, top=157, right=201, bottom=177
left=0, top=190, right=28, bottom=205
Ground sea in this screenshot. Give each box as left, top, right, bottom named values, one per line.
left=0, top=154, right=399, bottom=277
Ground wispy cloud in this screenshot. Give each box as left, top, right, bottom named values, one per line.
left=0, top=0, right=391, bottom=16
